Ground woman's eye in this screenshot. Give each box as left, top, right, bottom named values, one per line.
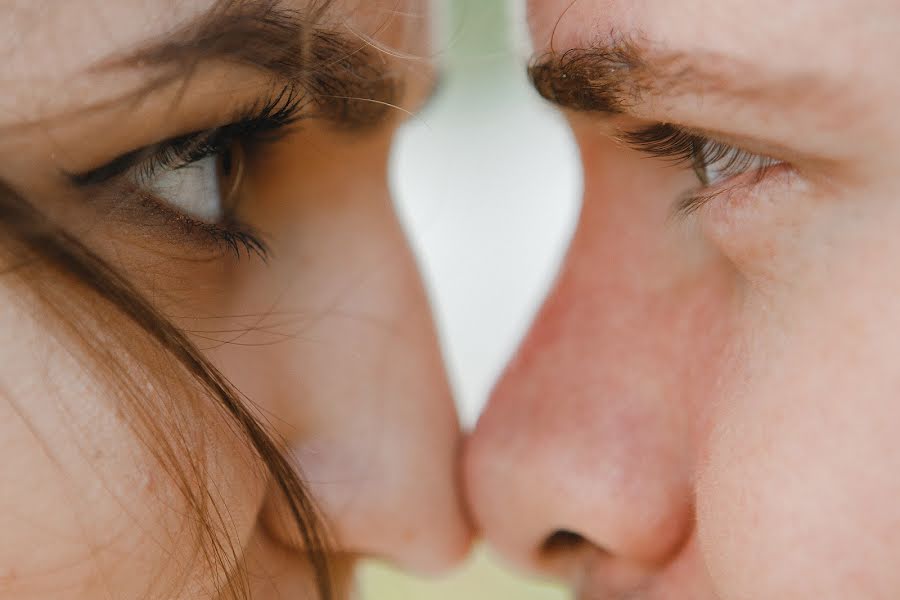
left=63, top=84, right=308, bottom=260
left=144, top=142, right=245, bottom=223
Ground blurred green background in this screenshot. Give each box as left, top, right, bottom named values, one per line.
left=359, top=546, right=567, bottom=600
left=359, top=1, right=571, bottom=598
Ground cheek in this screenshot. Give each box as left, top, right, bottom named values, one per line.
left=0, top=291, right=266, bottom=599
left=696, top=299, right=900, bottom=600
left=693, top=187, right=900, bottom=599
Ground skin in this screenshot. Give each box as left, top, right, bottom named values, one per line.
left=0, top=1, right=470, bottom=599
left=465, top=1, right=900, bottom=599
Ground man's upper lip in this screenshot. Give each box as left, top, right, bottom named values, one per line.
left=572, top=550, right=655, bottom=600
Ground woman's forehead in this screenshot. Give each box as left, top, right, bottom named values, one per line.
left=2, top=0, right=223, bottom=123
left=6, top=0, right=212, bottom=66
left=2, top=0, right=416, bottom=74
left=0, top=0, right=427, bottom=129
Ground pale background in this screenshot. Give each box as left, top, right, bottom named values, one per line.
left=360, top=0, right=581, bottom=597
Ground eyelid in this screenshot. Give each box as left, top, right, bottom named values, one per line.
left=611, top=111, right=804, bottom=160
left=618, top=122, right=787, bottom=216
left=65, top=129, right=219, bottom=189
left=67, top=145, right=156, bottom=187
left=65, top=84, right=308, bottom=189
left=58, top=84, right=309, bottom=262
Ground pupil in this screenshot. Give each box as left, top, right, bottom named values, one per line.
left=220, top=148, right=233, bottom=177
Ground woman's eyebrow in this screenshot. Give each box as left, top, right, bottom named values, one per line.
left=527, top=37, right=844, bottom=117
left=101, top=0, right=401, bottom=129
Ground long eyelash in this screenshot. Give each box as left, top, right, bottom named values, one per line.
left=69, top=85, right=308, bottom=188
left=620, top=123, right=779, bottom=214
left=133, top=191, right=271, bottom=261
left=71, top=84, right=308, bottom=259
left=138, top=84, right=309, bottom=180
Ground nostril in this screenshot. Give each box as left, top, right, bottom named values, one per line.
left=542, top=529, right=587, bottom=555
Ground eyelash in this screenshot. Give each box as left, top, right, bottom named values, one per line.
left=72, top=84, right=309, bottom=260
left=620, top=123, right=782, bottom=215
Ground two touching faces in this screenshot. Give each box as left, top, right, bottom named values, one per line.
left=3, top=1, right=899, bottom=600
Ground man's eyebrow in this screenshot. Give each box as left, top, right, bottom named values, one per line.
left=102, top=0, right=401, bottom=129
left=528, top=37, right=839, bottom=116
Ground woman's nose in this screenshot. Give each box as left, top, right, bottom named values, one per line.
left=214, top=193, right=474, bottom=574
left=266, top=254, right=473, bottom=575
left=287, top=310, right=473, bottom=574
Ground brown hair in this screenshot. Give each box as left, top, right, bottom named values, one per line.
left=0, top=181, right=334, bottom=600
left=0, top=1, right=392, bottom=598
left=0, top=0, right=421, bottom=594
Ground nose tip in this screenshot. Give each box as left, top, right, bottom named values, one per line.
left=377, top=486, right=474, bottom=575
left=462, top=376, right=693, bottom=589
left=288, top=427, right=475, bottom=575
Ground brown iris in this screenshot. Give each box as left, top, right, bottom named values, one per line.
left=217, top=142, right=245, bottom=216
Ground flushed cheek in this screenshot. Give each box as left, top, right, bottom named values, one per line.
left=695, top=332, right=900, bottom=600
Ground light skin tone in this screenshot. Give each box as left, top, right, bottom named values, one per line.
left=0, top=1, right=470, bottom=599
left=465, top=1, right=900, bottom=599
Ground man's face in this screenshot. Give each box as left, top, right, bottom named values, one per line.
left=465, top=1, right=900, bottom=598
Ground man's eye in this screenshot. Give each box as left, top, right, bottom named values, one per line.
left=692, top=139, right=779, bottom=188
left=619, top=123, right=783, bottom=214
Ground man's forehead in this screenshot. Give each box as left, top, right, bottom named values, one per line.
left=528, top=0, right=876, bottom=56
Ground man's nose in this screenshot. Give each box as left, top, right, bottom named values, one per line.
left=463, top=297, right=694, bottom=589
left=461, top=176, right=724, bottom=589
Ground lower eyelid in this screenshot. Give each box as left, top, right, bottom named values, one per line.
left=135, top=192, right=268, bottom=260
left=684, top=162, right=799, bottom=221
left=83, top=184, right=267, bottom=262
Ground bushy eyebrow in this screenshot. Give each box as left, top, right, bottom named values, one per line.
left=99, top=0, right=402, bottom=129
left=528, top=36, right=840, bottom=116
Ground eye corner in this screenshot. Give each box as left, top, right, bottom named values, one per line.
left=65, top=147, right=147, bottom=187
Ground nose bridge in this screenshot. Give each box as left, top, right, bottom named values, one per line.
left=231, top=203, right=474, bottom=574
left=255, top=279, right=474, bottom=573
left=464, top=197, right=713, bottom=576
left=468, top=279, right=693, bottom=563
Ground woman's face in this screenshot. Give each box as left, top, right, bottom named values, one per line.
left=0, top=1, right=470, bottom=599
left=465, top=0, right=900, bottom=599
